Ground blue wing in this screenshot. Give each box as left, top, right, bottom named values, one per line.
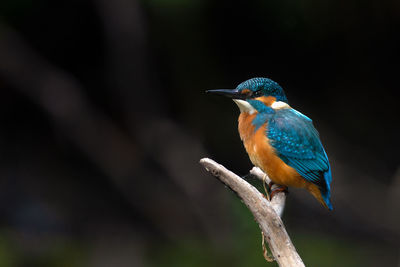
left=267, top=108, right=332, bottom=207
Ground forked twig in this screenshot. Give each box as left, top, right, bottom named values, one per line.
left=200, top=158, right=305, bottom=267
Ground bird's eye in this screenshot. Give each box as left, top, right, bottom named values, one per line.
left=252, top=90, right=263, bottom=98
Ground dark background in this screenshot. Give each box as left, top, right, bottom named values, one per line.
left=0, top=0, right=399, bottom=266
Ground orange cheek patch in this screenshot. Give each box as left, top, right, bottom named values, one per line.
left=241, top=89, right=251, bottom=96
left=255, top=96, right=276, bottom=106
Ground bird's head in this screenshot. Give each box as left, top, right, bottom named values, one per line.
left=207, top=77, right=288, bottom=114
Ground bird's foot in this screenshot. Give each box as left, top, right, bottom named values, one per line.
left=262, top=174, right=271, bottom=201
left=270, top=185, right=288, bottom=199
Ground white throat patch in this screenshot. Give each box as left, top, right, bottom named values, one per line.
left=233, top=99, right=256, bottom=114
left=271, top=101, right=289, bottom=110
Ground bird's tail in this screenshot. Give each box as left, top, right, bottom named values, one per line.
left=321, top=191, right=333, bottom=210
left=307, top=184, right=333, bottom=210
left=320, top=170, right=333, bottom=210
left=306, top=170, right=333, bottom=210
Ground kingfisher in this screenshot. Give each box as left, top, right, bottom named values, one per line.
left=207, top=77, right=333, bottom=210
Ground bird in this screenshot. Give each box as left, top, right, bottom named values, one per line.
left=207, top=77, right=333, bottom=210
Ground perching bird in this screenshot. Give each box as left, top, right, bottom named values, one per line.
left=207, top=77, right=333, bottom=210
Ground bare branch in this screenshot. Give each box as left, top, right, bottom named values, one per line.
left=200, top=158, right=305, bottom=267
left=250, top=167, right=286, bottom=217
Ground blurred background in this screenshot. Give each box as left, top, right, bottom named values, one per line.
left=0, top=0, right=399, bottom=266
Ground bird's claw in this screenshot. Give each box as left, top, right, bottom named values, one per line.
left=262, top=174, right=271, bottom=201
left=270, top=185, right=288, bottom=199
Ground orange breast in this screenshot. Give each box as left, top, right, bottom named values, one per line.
left=238, top=112, right=306, bottom=188
left=238, top=112, right=328, bottom=208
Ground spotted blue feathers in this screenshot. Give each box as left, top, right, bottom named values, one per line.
left=267, top=109, right=332, bottom=209
left=237, top=77, right=289, bottom=103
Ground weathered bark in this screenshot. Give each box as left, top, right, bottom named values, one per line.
left=200, top=158, right=305, bottom=267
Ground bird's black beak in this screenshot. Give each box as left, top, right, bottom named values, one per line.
left=205, top=89, right=245, bottom=99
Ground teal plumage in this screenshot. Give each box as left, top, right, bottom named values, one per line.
left=207, top=77, right=333, bottom=210
left=268, top=108, right=332, bottom=210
